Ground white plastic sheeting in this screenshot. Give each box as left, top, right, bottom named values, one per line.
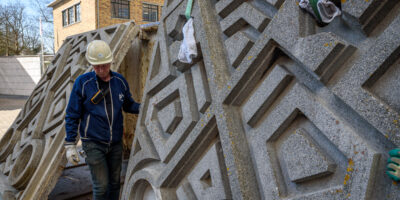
left=178, top=18, right=197, bottom=64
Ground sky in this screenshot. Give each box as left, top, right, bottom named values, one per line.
left=0, top=0, right=37, bottom=16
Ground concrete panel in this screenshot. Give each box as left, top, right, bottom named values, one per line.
left=122, top=0, right=400, bottom=199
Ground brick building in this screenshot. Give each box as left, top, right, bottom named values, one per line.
left=48, top=0, right=164, bottom=51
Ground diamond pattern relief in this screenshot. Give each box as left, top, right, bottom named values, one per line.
left=145, top=73, right=199, bottom=163
left=120, top=0, right=400, bottom=199
left=187, top=142, right=230, bottom=199
left=157, top=99, right=183, bottom=134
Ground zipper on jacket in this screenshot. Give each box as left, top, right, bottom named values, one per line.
left=95, top=75, right=114, bottom=144
left=95, top=78, right=111, bottom=143
left=84, top=114, right=90, bottom=138
left=102, top=80, right=113, bottom=144
left=103, top=92, right=112, bottom=142
left=109, top=80, right=114, bottom=144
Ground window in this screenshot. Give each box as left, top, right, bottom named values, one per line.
left=62, top=10, right=67, bottom=26
left=142, top=3, right=158, bottom=22
left=68, top=7, right=74, bottom=24
left=62, top=3, right=81, bottom=27
left=75, top=4, right=80, bottom=22
left=111, top=0, right=130, bottom=19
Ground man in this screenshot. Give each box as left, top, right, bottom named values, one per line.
left=64, top=40, right=140, bottom=200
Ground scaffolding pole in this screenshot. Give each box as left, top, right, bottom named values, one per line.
left=40, top=17, right=45, bottom=76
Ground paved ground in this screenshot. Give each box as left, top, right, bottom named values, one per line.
left=0, top=95, right=27, bottom=137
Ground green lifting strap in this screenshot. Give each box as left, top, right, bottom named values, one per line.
left=310, top=0, right=322, bottom=22
left=185, top=0, right=194, bottom=19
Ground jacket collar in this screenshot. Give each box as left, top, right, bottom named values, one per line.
left=93, top=70, right=115, bottom=82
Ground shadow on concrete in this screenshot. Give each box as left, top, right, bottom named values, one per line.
left=0, top=95, right=28, bottom=110
left=0, top=56, right=40, bottom=96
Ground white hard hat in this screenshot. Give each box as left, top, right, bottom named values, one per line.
left=86, top=40, right=113, bottom=65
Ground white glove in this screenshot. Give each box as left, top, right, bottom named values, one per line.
left=178, top=18, right=197, bottom=64
left=298, top=0, right=341, bottom=24
left=317, top=0, right=341, bottom=23
left=65, top=145, right=80, bottom=165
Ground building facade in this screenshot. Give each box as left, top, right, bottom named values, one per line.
left=49, top=0, right=164, bottom=51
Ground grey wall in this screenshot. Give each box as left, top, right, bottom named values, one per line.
left=0, top=56, right=41, bottom=96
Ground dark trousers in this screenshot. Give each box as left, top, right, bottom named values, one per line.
left=82, top=141, right=122, bottom=200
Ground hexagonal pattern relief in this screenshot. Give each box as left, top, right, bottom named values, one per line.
left=341, top=0, right=399, bottom=35
left=241, top=63, right=293, bottom=127
left=173, top=141, right=231, bottom=200
left=145, top=73, right=199, bottom=163
left=123, top=0, right=400, bottom=199
left=22, top=77, right=50, bottom=117
left=157, top=98, right=183, bottom=134
left=248, top=84, right=377, bottom=199
left=185, top=142, right=231, bottom=200
left=330, top=18, right=400, bottom=145
left=228, top=45, right=389, bottom=199
left=215, top=1, right=272, bottom=71
left=363, top=46, right=400, bottom=114
left=42, top=79, right=73, bottom=135
left=279, top=128, right=336, bottom=183
left=191, top=61, right=211, bottom=113
left=123, top=113, right=230, bottom=200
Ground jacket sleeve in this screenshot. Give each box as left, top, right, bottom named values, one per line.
left=65, top=77, right=84, bottom=144
left=121, top=76, right=141, bottom=114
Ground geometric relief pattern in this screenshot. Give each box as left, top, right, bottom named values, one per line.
left=123, top=0, right=222, bottom=197
left=292, top=32, right=356, bottom=83
left=21, top=76, right=49, bottom=117
left=364, top=52, right=400, bottom=113
left=175, top=141, right=230, bottom=200
left=191, top=61, right=211, bottom=113
left=215, top=0, right=273, bottom=72
left=341, top=0, right=400, bottom=35
left=0, top=22, right=138, bottom=199
left=185, top=142, right=230, bottom=199
left=142, top=0, right=211, bottom=165
left=239, top=56, right=381, bottom=199
left=41, top=79, right=73, bottom=151
left=279, top=128, right=336, bottom=183
left=331, top=17, right=400, bottom=145
left=122, top=0, right=400, bottom=199
left=145, top=72, right=199, bottom=163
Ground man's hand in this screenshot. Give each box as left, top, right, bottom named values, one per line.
left=387, top=148, right=400, bottom=181
left=65, top=145, right=80, bottom=165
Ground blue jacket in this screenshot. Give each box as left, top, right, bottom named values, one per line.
left=65, top=71, right=140, bottom=145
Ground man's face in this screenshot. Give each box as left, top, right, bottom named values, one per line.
left=93, top=63, right=111, bottom=79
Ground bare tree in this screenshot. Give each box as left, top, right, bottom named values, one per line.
left=34, top=0, right=54, bottom=23
left=0, top=3, right=25, bottom=55
left=24, top=18, right=41, bottom=54
left=0, top=3, right=41, bottom=55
